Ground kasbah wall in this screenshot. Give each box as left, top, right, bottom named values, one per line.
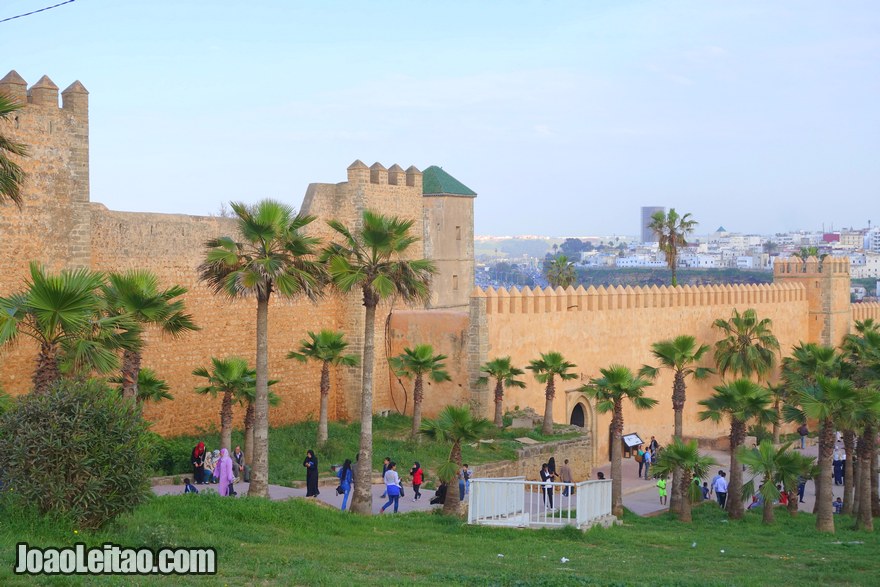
left=3, top=71, right=880, bottom=470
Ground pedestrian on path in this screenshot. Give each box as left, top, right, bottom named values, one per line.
left=380, top=462, right=401, bottom=514
left=337, top=459, right=353, bottom=511
left=217, top=448, right=235, bottom=497
left=303, top=449, right=319, bottom=497
left=560, top=458, right=573, bottom=496
left=635, top=446, right=645, bottom=478
left=798, top=424, right=809, bottom=450
left=643, top=448, right=653, bottom=480
left=540, top=463, right=554, bottom=510
left=380, top=457, right=391, bottom=499
left=410, top=461, right=423, bottom=501
left=656, top=477, right=667, bottom=505
left=713, top=471, right=728, bottom=509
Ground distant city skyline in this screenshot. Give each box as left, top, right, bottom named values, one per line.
left=1, top=1, right=877, bottom=236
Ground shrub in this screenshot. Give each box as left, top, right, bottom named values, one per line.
left=149, top=434, right=197, bottom=476
left=0, top=379, right=154, bottom=529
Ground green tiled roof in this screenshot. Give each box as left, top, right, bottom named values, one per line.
left=422, top=165, right=477, bottom=196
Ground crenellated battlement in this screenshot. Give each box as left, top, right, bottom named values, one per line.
left=346, top=159, right=422, bottom=188
left=472, top=282, right=806, bottom=315
left=0, top=70, right=88, bottom=114
left=852, top=302, right=880, bottom=324
left=773, top=256, right=850, bottom=276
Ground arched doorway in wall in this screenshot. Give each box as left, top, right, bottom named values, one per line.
left=570, top=403, right=586, bottom=427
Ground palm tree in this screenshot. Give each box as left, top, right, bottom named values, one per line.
left=420, top=405, right=493, bottom=516
left=639, top=335, right=713, bottom=514
left=236, top=380, right=281, bottom=469
left=193, top=357, right=254, bottom=452
left=846, top=388, right=880, bottom=531
left=102, top=270, right=198, bottom=402
left=477, top=356, right=526, bottom=427
left=389, top=344, right=451, bottom=438
left=0, top=263, right=127, bottom=393
left=785, top=376, right=858, bottom=532
left=648, top=208, right=697, bottom=286
left=739, top=440, right=803, bottom=524
left=199, top=200, right=324, bottom=498
left=110, top=367, right=173, bottom=404
left=323, top=210, right=435, bottom=514
left=544, top=255, right=576, bottom=288
left=0, top=93, right=27, bottom=207
left=698, top=379, right=775, bottom=520
left=581, top=365, right=657, bottom=518
left=651, top=438, right=716, bottom=522
left=712, top=308, right=780, bottom=382
left=288, top=330, right=359, bottom=445
left=527, top=352, right=578, bottom=435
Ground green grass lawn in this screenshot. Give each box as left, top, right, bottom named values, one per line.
left=2, top=495, right=878, bottom=586
left=155, top=414, right=581, bottom=487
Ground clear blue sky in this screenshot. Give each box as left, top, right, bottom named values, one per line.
left=2, top=0, right=877, bottom=236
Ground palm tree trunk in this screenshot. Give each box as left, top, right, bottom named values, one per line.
left=728, top=419, right=745, bottom=520
left=542, top=376, right=555, bottom=436
left=771, top=398, right=781, bottom=445
left=318, top=361, right=330, bottom=445
left=853, top=446, right=861, bottom=517
left=411, top=374, right=424, bottom=438
left=679, top=470, right=693, bottom=523
left=815, top=418, right=835, bottom=532
left=33, top=342, right=61, bottom=395
left=351, top=294, right=377, bottom=515
left=244, top=401, right=255, bottom=467
left=670, top=371, right=685, bottom=515
left=248, top=295, right=271, bottom=498
left=762, top=494, right=775, bottom=524
left=786, top=489, right=798, bottom=517
left=856, top=427, right=874, bottom=531
left=121, top=349, right=141, bottom=402
left=872, top=442, right=880, bottom=517
left=443, top=441, right=463, bottom=516
left=610, top=400, right=624, bottom=519
left=220, top=390, right=233, bottom=452
left=494, top=379, right=504, bottom=427
left=843, top=430, right=856, bottom=515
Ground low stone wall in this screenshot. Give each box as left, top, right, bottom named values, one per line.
left=473, top=435, right=592, bottom=482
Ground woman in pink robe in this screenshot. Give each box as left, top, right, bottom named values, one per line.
left=217, top=448, right=235, bottom=496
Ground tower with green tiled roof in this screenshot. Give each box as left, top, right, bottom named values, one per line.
left=421, top=166, right=476, bottom=310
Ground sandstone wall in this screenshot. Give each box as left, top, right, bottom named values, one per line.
left=852, top=302, right=880, bottom=326
left=422, top=195, right=475, bottom=310
left=476, top=436, right=593, bottom=482
left=468, top=282, right=812, bottom=463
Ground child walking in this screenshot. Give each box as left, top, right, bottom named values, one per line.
left=656, top=477, right=667, bottom=505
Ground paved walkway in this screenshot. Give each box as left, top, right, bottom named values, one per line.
left=592, top=439, right=854, bottom=516
left=153, top=481, right=445, bottom=515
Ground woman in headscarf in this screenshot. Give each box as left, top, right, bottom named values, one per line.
left=410, top=461, right=424, bottom=501
left=337, top=458, right=353, bottom=510
left=303, top=449, right=319, bottom=497
left=217, top=448, right=235, bottom=496
left=191, top=442, right=206, bottom=484
left=203, top=450, right=216, bottom=484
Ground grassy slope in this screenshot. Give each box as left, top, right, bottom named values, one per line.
left=160, top=414, right=579, bottom=486
left=2, top=496, right=878, bottom=587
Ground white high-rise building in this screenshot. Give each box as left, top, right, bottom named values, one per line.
left=640, top=206, right=665, bottom=243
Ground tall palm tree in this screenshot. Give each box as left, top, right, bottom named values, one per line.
left=739, top=440, right=804, bottom=525
left=785, top=376, right=858, bottom=533
left=236, top=380, right=280, bottom=469
left=544, top=255, right=576, bottom=288
left=712, top=308, right=780, bottom=382
left=110, top=367, right=173, bottom=404
left=651, top=438, right=716, bottom=522
left=0, top=93, right=27, bottom=207
left=648, top=208, right=697, bottom=286
left=698, top=379, right=775, bottom=520
left=389, top=344, right=451, bottom=438
left=845, top=388, right=880, bottom=531
left=102, top=270, right=198, bottom=402
left=323, top=210, right=435, bottom=514
left=527, top=352, right=579, bottom=435
left=581, top=365, right=657, bottom=518
left=193, top=357, right=254, bottom=453
left=420, top=405, right=493, bottom=516
left=0, top=263, right=127, bottom=393
left=639, top=335, right=713, bottom=514
left=477, top=356, right=527, bottom=427
left=288, top=330, right=359, bottom=445
left=199, top=200, right=324, bottom=498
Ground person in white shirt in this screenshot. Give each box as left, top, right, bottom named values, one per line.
left=380, top=462, right=401, bottom=514
left=713, top=471, right=728, bottom=508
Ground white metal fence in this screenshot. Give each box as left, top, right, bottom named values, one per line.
left=467, top=477, right=613, bottom=529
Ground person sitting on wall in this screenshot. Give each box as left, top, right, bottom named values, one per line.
left=430, top=481, right=448, bottom=505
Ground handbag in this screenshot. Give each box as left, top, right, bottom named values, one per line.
left=336, top=485, right=344, bottom=495
left=399, top=484, right=405, bottom=497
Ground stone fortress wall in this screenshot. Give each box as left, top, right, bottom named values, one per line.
left=2, top=71, right=877, bottom=468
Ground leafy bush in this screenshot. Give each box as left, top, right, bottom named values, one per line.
left=149, top=433, right=198, bottom=476
left=747, top=424, right=771, bottom=444
left=0, top=379, right=154, bottom=529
